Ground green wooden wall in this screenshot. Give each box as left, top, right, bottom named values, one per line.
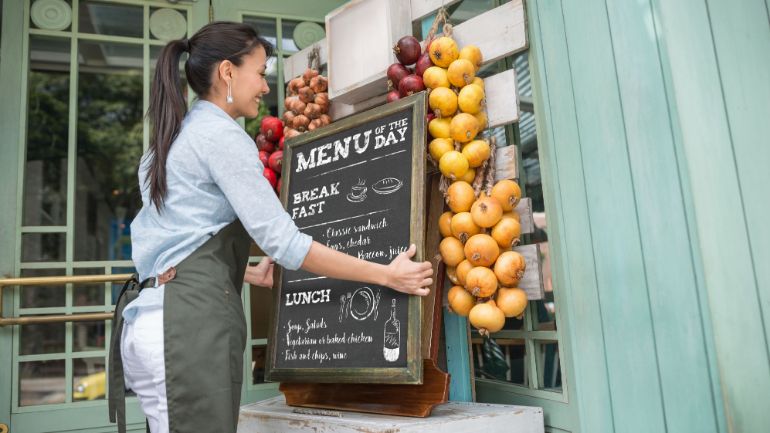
left=523, top=0, right=769, bottom=431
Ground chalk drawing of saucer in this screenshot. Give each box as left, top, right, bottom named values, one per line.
left=346, top=192, right=367, bottom=202
left=371, top=177, right=403, bottom=195
left=349, top=287, right=380, bottom=321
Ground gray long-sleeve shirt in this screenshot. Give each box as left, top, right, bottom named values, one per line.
left=124, top=100, right=312, bottom=321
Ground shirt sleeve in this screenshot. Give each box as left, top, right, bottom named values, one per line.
left=204, top=128, right=312, bottom=270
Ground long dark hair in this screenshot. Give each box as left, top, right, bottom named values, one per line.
left=146, top=21, right=274, bottom=210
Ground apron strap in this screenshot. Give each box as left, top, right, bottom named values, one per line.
left=108, top=274, right=139, bottom=433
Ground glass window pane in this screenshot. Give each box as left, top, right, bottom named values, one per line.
left=20, top=322, right=65, bottom=355
left=535, top=340, right=561, bottom=392
left=472, top=336, right=526, bottom=385
left=242, top=16, right=278, bottom=51
left=73, top=321, right=106, bottom=351
left=20, top=268, right=66, bottom=308
left=24, top=36, right=70, bottom=226
left=75, top=41, right=143, bottom=261
left=21, top=232, right=66, bottom=262
left=73, top=268, right=106, bottom=306
left=29, top=0, right=73, bottom=32
left=149, top=7, right=188, bottom=42
left=111, top=266, right=136, bottom=305
left=79, top=1, right=142, bottom=38
left=19, top=359, right=65, bottom=406
left=73, top=357, right=106, bottom=401
left=251, top=345, right=267, bottom=384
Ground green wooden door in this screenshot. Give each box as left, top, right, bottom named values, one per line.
left=210, top=0, right=347, bottom=407
left=0, top=1, right=208, bottom=432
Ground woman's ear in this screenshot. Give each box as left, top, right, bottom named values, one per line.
left=218, top=59, right=233, bottom=83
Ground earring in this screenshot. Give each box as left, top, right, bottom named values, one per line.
left=226, top=81, right=233, bottom=104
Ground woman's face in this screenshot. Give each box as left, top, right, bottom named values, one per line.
left=230, top=45, right=270, bottom=118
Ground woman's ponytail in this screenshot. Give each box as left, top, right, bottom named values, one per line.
left=146, top=38, right=189, bottom=211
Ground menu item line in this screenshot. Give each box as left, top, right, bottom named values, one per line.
left=298, top=208, right=391, bottom=230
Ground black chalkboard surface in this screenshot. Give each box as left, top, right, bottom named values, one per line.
left=266, top=93, right=427, bottom=384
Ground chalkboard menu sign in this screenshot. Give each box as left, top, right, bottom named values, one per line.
left=266, top=93, right=427, bottom=384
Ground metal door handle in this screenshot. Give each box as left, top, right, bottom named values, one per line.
left=0, top=274, right=133, bottom=326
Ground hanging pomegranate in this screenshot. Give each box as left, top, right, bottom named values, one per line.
left=448, top=285, right=475, bottom=317
left=258, top=150, right=269, bottom=167
left=439, top=236, right=466, bottom=267
left=255, top=134, right=274, bottom=153
left=439, top=211, right=454, bottom=238
left=465, top=266, right=498, bottom=298
left=450, top=212, right=481, bottom=243
left=262, top=167, right=278, bottom=189
left=268, top=150, right=283, bottom=173
left=464, top=233, right=499, bottom=267
left=260, top=116, right=284, bottom=142
left=446, top=180, right=476, bottom=213
left=491, top=179, right=522, bottom=211
left=438, top=150, right=469, bottom=180
left=494, top=251, right=527, bottom=287
left=496, top=287, right=528, bottom=318
left=471, top=193, right=503, bottom=228
left=429, top=87, right=458, bottom=118
left=459, top=45, right=483, bottom=71
left=393, top=35, right=421, bottom=66
left=447, top=59, right=476, bottom=88
left=423, top=66, right=450, bottom=89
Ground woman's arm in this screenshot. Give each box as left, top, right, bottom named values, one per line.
left=301, top=241, right=433, bottom=296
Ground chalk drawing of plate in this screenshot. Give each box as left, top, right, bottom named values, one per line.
left=371, top=177, right=403, bottom=195
left=349, top=287, right=378, bottom=321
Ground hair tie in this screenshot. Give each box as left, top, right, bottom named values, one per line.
left=181, top=38, right=190, bottom=52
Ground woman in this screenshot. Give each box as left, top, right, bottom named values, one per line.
left=108, top=22, right=433, bottom=433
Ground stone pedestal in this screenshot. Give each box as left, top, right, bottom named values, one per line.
left=237, top=395, right=544, bottom=433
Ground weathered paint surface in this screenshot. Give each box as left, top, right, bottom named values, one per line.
left=472, top=0, right=770, bottom=431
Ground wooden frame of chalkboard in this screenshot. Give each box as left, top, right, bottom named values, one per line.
left=265, top=92, right=427, bottom=384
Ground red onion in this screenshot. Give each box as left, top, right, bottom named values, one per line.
left=393, top=35, right=421, bottom=66
left=386, top=90, right=401, bottom=103
left=415, top=52, right=433, bottom=77
left=398, top=74, right=425, bottom=97
left=387, top=63, right=411, bottom=90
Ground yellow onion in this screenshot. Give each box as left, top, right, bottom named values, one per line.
left=423, top=66, right=450, bottom=89
left=465, top=266, right=498, bottom=298
left=471, top=194, right=503, bottom=228
left=491, top=217, right=521, bottom=249
left=429, top=87, right=458, bottom=118
left=429, top=36, right=459, bottom=68
left=460, top=167, right=476, bottom=183
left=439, top=236, right=465, bottom=267
left=438, top=211, right=454, bottom=238
left=448, top=285, right=475, bottom=317
left=456, top=259, right=473, bottom=286
left=464, top=234, right=500, bottom=267
left=450, top=113, right=480, bottom=143
left=446, top=266, right=459, bottom=285
left=447, top=59, right=476, bottom=88
left=496, top=287, right=528, bottom=318
left=429, top=137, right=454, bottom=162
left=491, top=179, right=522, bottom=211
left=459, top=45, right=483, bottom=71
left=429, top=117, right=452, bottom=139
left=450, top=211, right=481, bottom=243
left=462, top=139, right=491, bottom=168
left=494, top=251, right=527, bottom=287
left=439, top=150, right=469, bottom=180
left=446, top=180, right=475, bottom=213
left=457, top=84, right=485, bottom=114
left=469, top=300, right=506, bottom=336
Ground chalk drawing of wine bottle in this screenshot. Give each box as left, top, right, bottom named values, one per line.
left=383, top=299, right=400, bottom=362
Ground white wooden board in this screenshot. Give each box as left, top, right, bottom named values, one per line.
left=494, top=144, right=518, bottom=181
left=284, top=39, right=328, bottom=83
left=512, top=243, right=544, bottom=301
left=410, top=0, right=463, bottom=21
left=326, top=0, right=412, bottom=104
left=484, top=69, right=520, bottom=127
left=450, top=0, right=528, bottom=68
left=515, top=197, right=534, bottom=235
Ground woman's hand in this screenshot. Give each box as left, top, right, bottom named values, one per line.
left=244, top=257, right=274, bottom=287
left=384, top=244, right=433, bottom=296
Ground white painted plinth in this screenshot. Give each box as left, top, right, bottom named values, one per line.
left=237, top=395, right=544, bottom=433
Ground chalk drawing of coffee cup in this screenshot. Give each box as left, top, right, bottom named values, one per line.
left=346, top=179, right=367, bottom=203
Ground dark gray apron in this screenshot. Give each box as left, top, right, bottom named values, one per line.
left=109, top=220, right=251, bottom=433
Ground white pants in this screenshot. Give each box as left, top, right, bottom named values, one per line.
left=121, top=307, right=169, bottom=433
